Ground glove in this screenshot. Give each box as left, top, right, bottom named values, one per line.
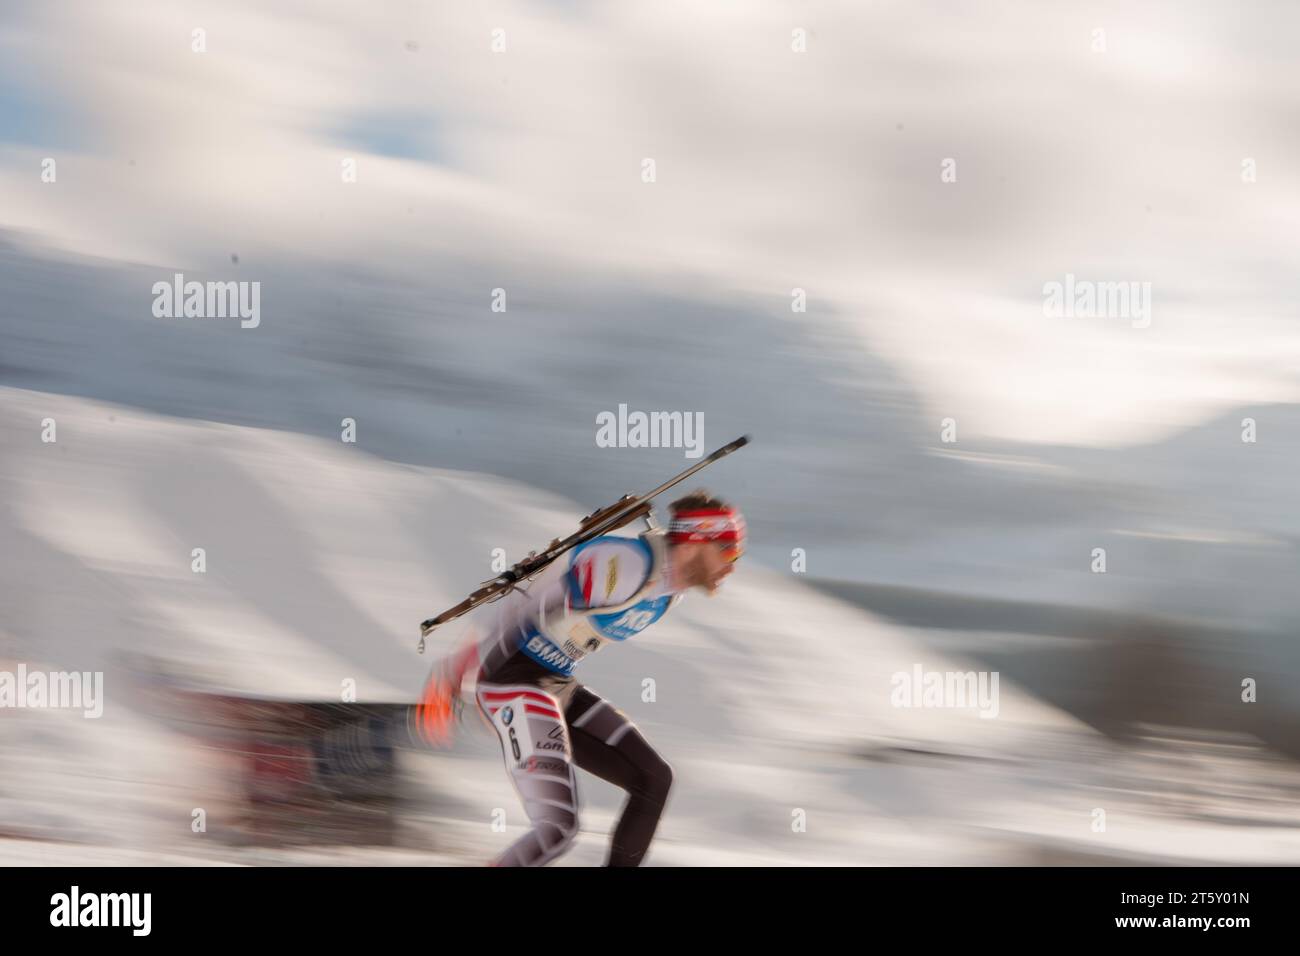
left=416, top=662, right=463, bottom=746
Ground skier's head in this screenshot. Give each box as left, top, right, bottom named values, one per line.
left=666, top=490, right=744, bottom=594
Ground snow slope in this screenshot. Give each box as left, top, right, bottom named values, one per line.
left=2, top=385, right=1296, bottom=865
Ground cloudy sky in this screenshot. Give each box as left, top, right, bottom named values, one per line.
left=3, top=0, right=1299, bottom=451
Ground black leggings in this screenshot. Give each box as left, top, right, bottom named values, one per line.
left=567, top=686, right=674, bottom=866
left=475, top=681, right=673, bottom=866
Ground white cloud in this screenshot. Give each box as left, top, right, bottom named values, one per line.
left=3, top=0, right=1299, bottom=444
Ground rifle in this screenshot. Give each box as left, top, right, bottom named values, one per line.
left=416, top=435, right=750, bottom=652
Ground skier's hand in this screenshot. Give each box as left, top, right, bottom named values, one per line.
left=416, top=662, right=462, bottom=747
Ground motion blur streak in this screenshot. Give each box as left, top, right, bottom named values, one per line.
left=3, top=1, right=1300, bottom=864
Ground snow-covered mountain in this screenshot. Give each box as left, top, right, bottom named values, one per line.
left=2, top=386, right=1298, bottom=865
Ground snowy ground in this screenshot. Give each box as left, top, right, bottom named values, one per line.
left=3, top=385, right=1298, bottom=866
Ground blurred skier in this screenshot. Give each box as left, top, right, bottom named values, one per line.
left=417, top=489, right=745, bottom=866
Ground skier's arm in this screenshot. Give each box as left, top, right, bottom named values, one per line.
left=443, top=627, right=482, bottom=689
left=426, top=555, right=577, bottom=696
left=565, top=539, right=652, bottom=609
left=430, top=580, right=536, bottom=690
left=417, top=621, right=491, bottom=744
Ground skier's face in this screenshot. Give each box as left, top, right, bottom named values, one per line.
left=678, top=541, right=740, bottom=594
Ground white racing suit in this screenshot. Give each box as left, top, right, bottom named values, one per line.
left=463, top=529, right=684, bottom=866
